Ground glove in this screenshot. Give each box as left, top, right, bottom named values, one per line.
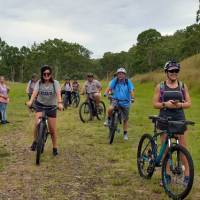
left=131, top=98, right=135, bottom=103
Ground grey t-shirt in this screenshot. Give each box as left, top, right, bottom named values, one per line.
left=34, top=80, right=60, bottom=106
left=84, top=80, right=101, bottom=94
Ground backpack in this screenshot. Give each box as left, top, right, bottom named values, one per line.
left=113, top=78, right=129, bottom=90
left=159, top=81, right=185, bottom=102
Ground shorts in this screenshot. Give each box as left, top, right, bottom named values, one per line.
left=34, top=101, right=57, bottom=118
left=111, top=100, right=130, bottom=121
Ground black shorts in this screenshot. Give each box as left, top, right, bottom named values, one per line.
left=34, top=101, right=57, bottom=118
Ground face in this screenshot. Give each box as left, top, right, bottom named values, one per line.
left=43, top=70, right=51, bottom=81
left=166, top=68, right=179, bottom=81
left=117, top=72, right=126, bottom=80
left=0, top=76, right=5, bottom=83
left=87, top=76, right=93, bottom=82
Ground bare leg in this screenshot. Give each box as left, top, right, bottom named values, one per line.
left=48, top=117, right=57, bottom=148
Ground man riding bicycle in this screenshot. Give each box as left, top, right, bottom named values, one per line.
left=81, top=73, right=102, bottom=108
left=104, top=67, right=135, bottom=140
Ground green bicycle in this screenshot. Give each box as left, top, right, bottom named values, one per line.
left=137, top=115, right=194, bottom=200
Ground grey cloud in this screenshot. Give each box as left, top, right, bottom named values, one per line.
left=0, top=0, right=198, bottom=58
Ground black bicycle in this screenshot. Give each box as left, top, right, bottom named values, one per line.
left=108, top=98, right=130, bottom=144
left=137, top=116, right=194, bottom=199
left=28, top=104, right=57, bottom=165
left=63, top=91, right=71, bottom=109
left=79, top=93, right=106, bottom=123
left=71, top=91, right=80, bottom=108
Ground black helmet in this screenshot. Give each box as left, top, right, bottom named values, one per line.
left=164, top=60, right=180, bottom=72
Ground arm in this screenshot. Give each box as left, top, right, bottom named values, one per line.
left=26, top=81, right=30, bottom=94
left=176, top=84, right=191, bottom=109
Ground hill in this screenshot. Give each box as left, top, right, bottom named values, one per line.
left=132, top=54, right=200, bottom=92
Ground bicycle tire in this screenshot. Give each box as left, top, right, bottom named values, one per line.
left=137, top=133, right=156, bottom=179
left=79, top=102, right=92, bottom=123
left=71, top=93, right=80, bottom=108
left=162, top=145, right=194, bottom=199
left=109, top=111, right=118, bottom=144
left=36, top=121, right=46, bottom=165
left=97, top=101, right=106, bottom=120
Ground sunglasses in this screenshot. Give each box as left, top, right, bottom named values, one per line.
left=43, top=72, right=51, bottom=76
left=167, top=69, right=179, bottom=74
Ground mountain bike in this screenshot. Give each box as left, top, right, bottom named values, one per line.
left=79, top=93, right=106, bottom=123
left=27, top=103, right=57, bottom=165
left=71, top=91, right=80, bottom=108
left=107, top=98, right=130, bottom=144
left=63, top=91, right=71, bottom=109
left=137, top=115, right=194, bottom=199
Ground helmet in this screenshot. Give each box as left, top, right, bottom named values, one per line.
left=87, top=72, right=94, bottom=77
left=164, top=60, right=180, bottom=72
left=116, top=67, right=127, bottom=74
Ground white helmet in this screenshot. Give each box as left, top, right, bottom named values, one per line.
left=117, top=67, right=127, bottom=74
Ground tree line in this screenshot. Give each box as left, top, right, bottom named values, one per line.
left=1, top=23, right=200, bottom=81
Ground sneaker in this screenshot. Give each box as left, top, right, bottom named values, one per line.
left=160, top=174, right=171, bottom=186
left=183, top=176, right=190, bottom=187
left=53, top=148, right=58, bottom=156
left=123, top=133, right=128, bottom=140
left=104, top=119, right=110, bottom=127
left=1, top=121, right=7, bottom=125
left=30, top=141, right=37, bottom=151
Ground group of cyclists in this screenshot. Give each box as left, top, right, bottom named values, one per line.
left=0, top=59, right=193, bottom=193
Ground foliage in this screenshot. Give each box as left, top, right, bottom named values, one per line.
left=1, top=24, right=200, bottom=81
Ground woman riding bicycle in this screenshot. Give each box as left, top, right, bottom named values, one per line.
left=27, top=65, right=63, bottom=156
left=153, top=60, right=191, bottom=185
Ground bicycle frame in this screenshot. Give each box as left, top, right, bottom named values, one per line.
left=149, top=121, right=180, bottom=167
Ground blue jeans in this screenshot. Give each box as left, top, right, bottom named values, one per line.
left=0, top=103, right=7, bottom=122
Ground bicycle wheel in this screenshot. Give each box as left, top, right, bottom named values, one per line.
left=109, top=111, right=118, bottom=144
left=137, top=134, right=156, bottom=179
left=71, top=93, right=80, bottom=108
left=79, top=102, right=92, bottom=123
left=63, top=95, right=68, bottom=109
left=97, top=101, right=106, bottom=120
left=162, top=145, right=194, bottom=199
left=36, top=121, right=47, bottom=165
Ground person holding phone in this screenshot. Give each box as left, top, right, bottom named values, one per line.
left=153, top=60, right=191, bottom=186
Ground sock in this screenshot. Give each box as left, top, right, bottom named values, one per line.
left=124, top=131, right=127, bottom=135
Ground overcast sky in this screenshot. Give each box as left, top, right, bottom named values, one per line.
left=0, top=0, right=198, bottom=58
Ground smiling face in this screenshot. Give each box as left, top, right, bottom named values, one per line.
left=117, top=72, right=126, bottom=80
left=166, top=68, right=179, bottom=82
left=43, top=70, right=51, bottom=82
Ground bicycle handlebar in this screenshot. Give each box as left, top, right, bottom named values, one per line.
left=149, top=115, right=195, bottom=126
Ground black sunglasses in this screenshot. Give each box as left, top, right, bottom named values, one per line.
left=167, top=69, right=179, bottom=73
left=43, top=72, right=51, bottom=76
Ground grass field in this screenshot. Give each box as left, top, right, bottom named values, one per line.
left=0, top=80, right=200, bottom=200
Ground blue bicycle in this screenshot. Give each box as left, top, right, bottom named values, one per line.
left=137, top=115, right=194, bottom=199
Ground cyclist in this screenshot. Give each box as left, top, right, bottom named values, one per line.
left=61, top=76, right=72, bottom=106
left=81, top=73, right=102, bottom=108
left=104, top=68, right=135, bottom=140
left=26, top=73, right=38, bottom=99
left=153, top=60, right=191, bottom=186
left=0, top=76, right=10, bottom=124
left=26, top=65, right=63, bottom=156
left=72, top=78, right=79, bottom=93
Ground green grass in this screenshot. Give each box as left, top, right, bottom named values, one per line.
left=0, top=81, right=200, bottom=199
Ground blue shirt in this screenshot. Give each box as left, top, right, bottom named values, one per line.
left=109, top=78, right=134, bottom=107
